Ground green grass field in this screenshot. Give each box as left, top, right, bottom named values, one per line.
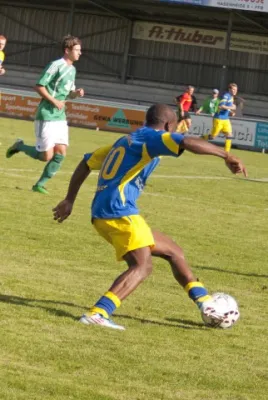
left=0, top=117, right=268, bottom=400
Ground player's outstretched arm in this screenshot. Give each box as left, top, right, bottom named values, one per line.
left=181, top=136, right=248, bottom=177
left=53, top=159, right=91, bottom=223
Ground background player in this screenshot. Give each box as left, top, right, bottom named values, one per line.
left=53, top=104, right=247, bottom=331
left=0, top=35, right=7, bottom=75
left=196, top=88, right=219, bottom=116
left=6, top=35, right=84, bottom=194
left=203, top=83, right=237, bottom=152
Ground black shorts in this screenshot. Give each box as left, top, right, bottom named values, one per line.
left=177, top=110, right=191, bottom=122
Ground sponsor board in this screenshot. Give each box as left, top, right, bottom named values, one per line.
left=255, top=122, right=268, bottom=148
left=1, top=89, right=267, bottom=150
left=160, top=0, right=268, bottom=13
left=190, top=114, right=255, bottom=147
left=0, top=91, right=145, bottom=133
left=0, top=93, right=39, bottom=119
left=133, top=21, right=268, bottom=54
left=133, top=22, right=226, bottom=49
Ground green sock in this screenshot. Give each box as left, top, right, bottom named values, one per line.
left=18, top=143, right=41, bottom=160
left=36, top=153, right=65, bottom=187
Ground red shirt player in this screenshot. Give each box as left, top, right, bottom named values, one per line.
left=174, top=85, right=195, bottom=130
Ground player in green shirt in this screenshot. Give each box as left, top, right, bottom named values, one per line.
left=6, top=35, right=84, bottom=194
left=196, top=89, right=220, bottom=116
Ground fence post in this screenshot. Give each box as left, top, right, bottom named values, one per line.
left=121, top=21, right=133, bottom=84
left=220, top=10, right=233, bottom=92
left=27, top=42, right=32, bottom=70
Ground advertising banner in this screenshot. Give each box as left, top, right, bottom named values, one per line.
left=0, top=92, right=145, bottom=133
left=255, top=122, right=268, bottom=148
left=66, top=102, right=145, bottom=132
left=190, top=114, right=256, bottom=147
left=133, top=21, right=268, bottom=55
left=0, top=93, right=40, bottom=119
left=160, top=0, right=268, bottom=13
left=133, top=21, right=226, bottom=49
left=1, top=88, right=267, bottom=151
left=231, top=32, right=268, bottom=54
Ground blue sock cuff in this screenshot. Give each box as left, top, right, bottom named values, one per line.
left=95, top=296, right=117, bottom=316
left=188, top=287, right=209, bottom=301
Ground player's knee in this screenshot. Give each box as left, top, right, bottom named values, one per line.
left=164, top=243, right=185, bottom=261
left=40, top=152, right=53, bottom=162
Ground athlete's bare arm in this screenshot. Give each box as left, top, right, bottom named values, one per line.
left=181, top=136, right=247, bottom=177
left=53, top=159, right=90, bottom=223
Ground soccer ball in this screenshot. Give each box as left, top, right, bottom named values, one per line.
left=201, top=293, right=240, bottom=329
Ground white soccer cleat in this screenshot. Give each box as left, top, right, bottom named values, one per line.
left=79, top=313, right=125, bottom=331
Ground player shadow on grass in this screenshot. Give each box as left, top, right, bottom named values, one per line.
left=0, top=294, right=84, bottom=320
left=194, top=265, right=268, bottom=279
left=0, top=295, right=205, bottom=329
left=115, top=313, right=204, bottom=330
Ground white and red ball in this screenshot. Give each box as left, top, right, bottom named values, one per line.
left=201, top=293, right=240, bottom=329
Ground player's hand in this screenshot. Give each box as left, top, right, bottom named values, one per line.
left=54, top=100, right=65, bottom=110
left=225, top=154, right=248, bottom=177
left=0, top=67, right=6, bottom=75
left=76, top=88, right=84, bottom=97
left=53, top=199, right=73, bottom=223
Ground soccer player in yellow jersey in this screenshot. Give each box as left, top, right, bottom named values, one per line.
left=203, top=83, right=237, bottom=152
left=0, top=35, right=7, bottom=75
left=53, top=104, right=247, bottom=330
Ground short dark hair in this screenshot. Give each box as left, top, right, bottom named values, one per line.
left=62, top=35, right=81, bottom=52
left=146, top=104, right=175, bottom=126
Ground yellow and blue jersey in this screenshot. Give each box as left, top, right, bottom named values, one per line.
left=214, top=92, right=233, bottom=120
left=85, top=145, right=113, bottom=171
left=90, top=126, right=184, bottom=219
left=0, top=50, right=5, bottom=65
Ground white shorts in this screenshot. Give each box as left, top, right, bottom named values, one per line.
left=35, top=120, right=69, bottom=152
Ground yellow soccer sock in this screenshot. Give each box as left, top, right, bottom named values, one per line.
left=225, top=138, right=232, bottom=152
